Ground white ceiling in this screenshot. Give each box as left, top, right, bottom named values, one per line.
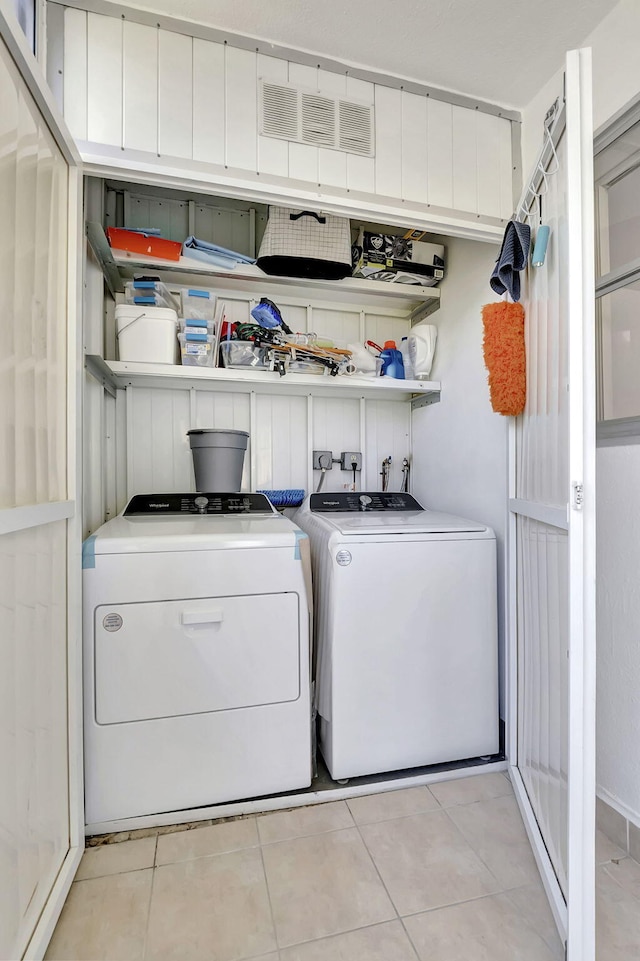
left=129, top=0, right=619, bottom=109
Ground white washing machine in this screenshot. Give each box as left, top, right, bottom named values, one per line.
left=295, top=491, right=499, bottom=780
left=83, top=492, right=312, bottom=828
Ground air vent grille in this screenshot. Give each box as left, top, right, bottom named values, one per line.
left=259, top=79, right=374, bottom=157
left=339, top=100, right=373, bottom=156
left=301, top=93, right=336, bottom=147
left=261, top=83, right=299, bottom=141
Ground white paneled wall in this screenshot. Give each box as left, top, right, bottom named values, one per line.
left=61, top=8, right=515, bottom=221
left=0, top=30, right=74, bottom=958
left=121, top=387, right=410, bottom=504
left=98, top=292, right=413, bottom=507
left=0, top=521, right=70, bottom=960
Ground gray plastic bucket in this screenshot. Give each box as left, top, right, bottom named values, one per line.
left=187, top=429, right=249, bottom=492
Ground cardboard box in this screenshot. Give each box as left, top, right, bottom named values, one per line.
left=352, top=232, right=445, bottom=286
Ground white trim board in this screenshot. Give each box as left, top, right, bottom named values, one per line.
left=0, top=0, right=80, bottom=164
left=79, top=146, right=507, bottom=243
left=0, top=500, right=75, bottom=535
left=23, top=846, right=83, bottom=961
left=85, top=760, right=509, bottom=836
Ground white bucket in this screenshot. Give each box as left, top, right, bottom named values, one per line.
left=116, top=305, right=178, bottom=364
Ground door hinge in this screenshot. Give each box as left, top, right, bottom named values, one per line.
left=571, top=482, right=584, bottom=510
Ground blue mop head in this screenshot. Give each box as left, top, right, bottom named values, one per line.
left=258, top=489, right=305, bottom=508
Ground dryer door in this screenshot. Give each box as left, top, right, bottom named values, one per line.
left=94, top=593, right=300, bottom=723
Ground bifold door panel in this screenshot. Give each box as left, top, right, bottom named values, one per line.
left=509, top=48, right=595, bottom=961
left=95, top=593, right=300, bottom=723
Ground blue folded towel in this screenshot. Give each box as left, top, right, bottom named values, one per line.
left=182, top=236, right=256, bottom=269
left=490, top=220, right=531, bottom=302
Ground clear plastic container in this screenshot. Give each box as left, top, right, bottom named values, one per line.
left=181, top=288, right=216, bottom=321
left=178, top=332, right=215, bottom=367
left=125, top=280, right=178, bottom=310
left=219, top=341, right=268, bottom=369
left=179, top=318, right=215, bottom=336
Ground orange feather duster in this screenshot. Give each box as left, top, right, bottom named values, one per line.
left=481, top=302, right=526, bottom=416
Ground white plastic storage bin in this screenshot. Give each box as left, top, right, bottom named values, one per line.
left=181, top=288, right=216, bottom=321
left=125, top=280, right=178, bottom=310
left=116, top=305, right=178, bottom=364
left=178, top=332, right=215, bottom=367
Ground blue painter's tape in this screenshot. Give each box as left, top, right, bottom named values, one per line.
left=82, top=535, right=97, bottom=569
left=187, top=288, right=210, bottom=298
left=293, top=530, right=308, bottom=560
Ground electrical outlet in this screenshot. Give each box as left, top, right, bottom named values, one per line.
left=340, top=451, right=362, bottom=471
left=313, top=450, right=333, bottom=470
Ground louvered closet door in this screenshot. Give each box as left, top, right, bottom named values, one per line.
left=0, top=10, right=81, bottom=959
left=508, top=49, right=595, bottom=961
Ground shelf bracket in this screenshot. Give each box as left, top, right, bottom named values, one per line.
left=86, top=222, right=125, bottom=297
left=411, top=392, right=440, bottom=411
left=85, top=354, right=119, bottom=397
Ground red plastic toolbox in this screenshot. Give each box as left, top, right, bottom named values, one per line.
left=106, top=228, right=182, bottom=262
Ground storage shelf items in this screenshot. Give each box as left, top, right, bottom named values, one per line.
left=85, top=356, right=441, bottom=405
left=86, top=223, right=441, bottom=318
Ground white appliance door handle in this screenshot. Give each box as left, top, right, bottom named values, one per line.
left=181, top=610, right=224, bottom=626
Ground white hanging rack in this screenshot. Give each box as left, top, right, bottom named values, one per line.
left=514, top=98, right=566, bottom=223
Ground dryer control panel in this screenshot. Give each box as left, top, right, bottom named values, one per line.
left=124, top=493, right=275, bottom=515
left=310, top=492, right=424, bottom=512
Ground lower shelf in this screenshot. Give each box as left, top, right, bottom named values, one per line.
left=85, top=356, right=441, bottom=404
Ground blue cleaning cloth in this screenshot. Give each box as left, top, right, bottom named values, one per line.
left=490, top=220, right=531, bottom=302
left=182, top=236, right=256, bottom=268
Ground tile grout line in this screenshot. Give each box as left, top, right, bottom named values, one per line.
left=141, top=835, right=158, bottom=961
left=439, top=803, right=510, bottom=893
left=352, top=816, right=403, bottom=923
left=257, top=838, right=281, bottom=954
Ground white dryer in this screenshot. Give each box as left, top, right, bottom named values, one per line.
left=83, top=492, right=312, bottom=828
left=295, top=492, right=499, bottom=781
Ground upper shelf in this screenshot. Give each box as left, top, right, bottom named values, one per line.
left=85, top=355, right=441, bottom=405
left=86, top=223, right=441, bottom=318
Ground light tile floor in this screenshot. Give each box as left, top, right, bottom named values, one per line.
left=45, top=772, right=640, bottom=961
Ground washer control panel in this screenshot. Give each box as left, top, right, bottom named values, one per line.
left=124, top=493, right=275, bottom=515
left=310, top=492, right=423, bottom=512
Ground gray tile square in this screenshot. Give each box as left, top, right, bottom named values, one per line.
left=428, top=772, right=512, bottom=808
left=597, top=863, right=640, bottom=961
left=447, top=795, right=539, bottom=889
left=360, top=809, right=500, bottom=916
left=156, top=816, right=258, bottom=865
left=279, top=920, right=417, bottom=961
left=257, top=801, right=353, bottom=844
left=45, top=870, right=152, bottom=960
left=347, top=787, right=438, bottom=825
left=146, top=847, right=276, bottom=961
left=404, top=892, right=560, bottom=960
left=596, top=828, right=626, bottom=865
left=261, top=827, right=395, bottom=947
left=75, top=837, right=156, bottom=881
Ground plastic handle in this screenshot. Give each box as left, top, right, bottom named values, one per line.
left=289, top=211, right=326, bottom=224
left=181, top=610, right=224, bottom=626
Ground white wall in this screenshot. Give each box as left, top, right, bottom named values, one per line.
left=411, top=238, right=508, bottom=714
left=522, top=0, right=640, bottom=825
